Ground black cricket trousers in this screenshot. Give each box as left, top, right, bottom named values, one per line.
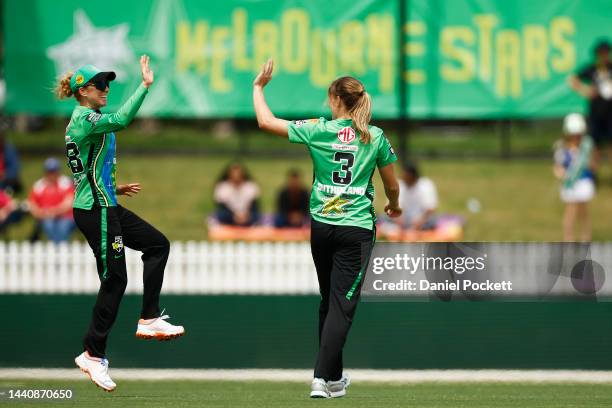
left=310, top=219, right=375, bottom=381
left=74, top=204, right=170, bottom=358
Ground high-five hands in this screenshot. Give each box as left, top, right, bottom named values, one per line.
left=140, top=55, right=154, bottom=88
left=253, top=59, right=274, bottom=88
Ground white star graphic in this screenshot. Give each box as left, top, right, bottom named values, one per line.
left=131, top=0, right=212, bottom=114
left=46, top=10, right=135, bottom=81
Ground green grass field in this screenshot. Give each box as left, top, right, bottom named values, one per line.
left=7, top=155, right=612, bottom=242
left=10, top=119, right=562, bottom=157
left=7, top=118, right=611, bottom=242
left=2, top=379, right=612, bottom=407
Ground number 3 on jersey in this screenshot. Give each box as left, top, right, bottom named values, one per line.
left=66, top=142, right=84, bottom=174
left=332, top=152, right=354, bottom=185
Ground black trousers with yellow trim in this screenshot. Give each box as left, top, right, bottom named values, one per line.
left=310, top=219, right=375, bottom=381
left=74, top=205, right=170, bottom=358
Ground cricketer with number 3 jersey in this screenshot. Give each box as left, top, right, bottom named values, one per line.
left=288, top=117, right=397, bottom=230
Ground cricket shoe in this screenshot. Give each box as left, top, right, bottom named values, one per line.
left=310, top=378, right=331, bottom=398
left=135, top=309, right=185, bottom=341
left=328, top=373, right=351, bottom=398
left=74, top=352, right=116, bottom=392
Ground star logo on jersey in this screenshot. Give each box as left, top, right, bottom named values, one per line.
left=46, top=9, right=134, bottom=82
left=337, top=127, right=356, bottom=144
left=321, top=196, right=350, bottom=215
left=112, top=236, right=124, bottom=253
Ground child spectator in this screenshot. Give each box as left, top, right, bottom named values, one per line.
left=554, top=113, right=596, bottom=242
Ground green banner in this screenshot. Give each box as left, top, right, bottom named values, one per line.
left=3, top=0, right=610, bottom=118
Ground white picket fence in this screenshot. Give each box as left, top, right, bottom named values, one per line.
left=2, top=241, right=612, bottom=296
left=0, top=241, right=319, bottom=294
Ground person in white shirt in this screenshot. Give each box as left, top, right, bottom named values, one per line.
left=396, top=163, right=438, bottom=230
left=553, top=113, right=596, bottom=241
left=213, top=163, right=261, bottom=226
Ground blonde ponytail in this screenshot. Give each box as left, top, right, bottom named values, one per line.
left=328, top=76, right=373, bottom=144
left=55, top=71, right=74, bottom=99
left=349, top=91, right=372, bottom=144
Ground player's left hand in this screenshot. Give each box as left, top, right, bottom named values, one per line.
left=385, top=203, right=402, bottom=218
left=253, top=59, right=274, bottom=88
left=140, top=55, right=154, bottom=88
left=117, top=183, right=141, bottom=197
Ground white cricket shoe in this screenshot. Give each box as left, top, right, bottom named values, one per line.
left=136, top=310, right=185, bottom=341
left=328, top=373, right=351, bottom=398
left=74, top=352, right=116, bottom=392
left=310, top=378, right=330, bottom=398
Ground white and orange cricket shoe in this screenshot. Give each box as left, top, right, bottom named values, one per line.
left=74, top=352, right=116, bottom=392
left=135, top=310, right=185, bottom=341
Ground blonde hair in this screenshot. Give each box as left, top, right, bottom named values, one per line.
left=54, top=71, right=75, bottom=99
left=328, top=76, right=372, bottom=143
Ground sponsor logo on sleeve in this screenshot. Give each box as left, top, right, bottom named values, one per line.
left=294, top=118, right=318, bottom=128
left=386, top=137, right=396, bottom=155
left=86, top=112, right=102, bottom=125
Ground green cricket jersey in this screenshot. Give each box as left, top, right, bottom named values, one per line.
left=288, top=117, right=397, bottom=230
left=65, top=84, right=148, bottom=209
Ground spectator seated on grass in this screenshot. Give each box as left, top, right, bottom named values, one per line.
left=378, top=162, right=464, bottom=242
left=0, top=187, right=25, bottom=236
left=28, top=158, right=75, bottom=243
left=213, top=162, right=261, bottom=226
left=208, top=166, right=309, bottom=241
left=397, top=162, right=438, bottom=230
left=274, top=168, right=310, bottom=228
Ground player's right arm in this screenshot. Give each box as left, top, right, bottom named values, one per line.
left=379, top=164, right=401, bottom=218
left=80, top=55, right=154, bottom=135
left=376, top=135, right=401, bottom=217
left=253, top=59, right=289, bottom=137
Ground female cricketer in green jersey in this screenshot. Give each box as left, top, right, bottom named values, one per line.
left=253, top=59, right=402, bottom=398
left=55, top=56, right=184, bottom=392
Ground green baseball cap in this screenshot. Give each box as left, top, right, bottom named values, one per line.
left=70, top=64, right=116, bottom=93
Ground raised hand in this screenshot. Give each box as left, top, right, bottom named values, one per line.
left=253, top=59, right=274, bottom=88
left=140, top=55, right=154, bottom=88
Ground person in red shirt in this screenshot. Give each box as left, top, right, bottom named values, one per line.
left=28, top=158, right=75, bottom=243
left=0, top=188, right=24, bottom=235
